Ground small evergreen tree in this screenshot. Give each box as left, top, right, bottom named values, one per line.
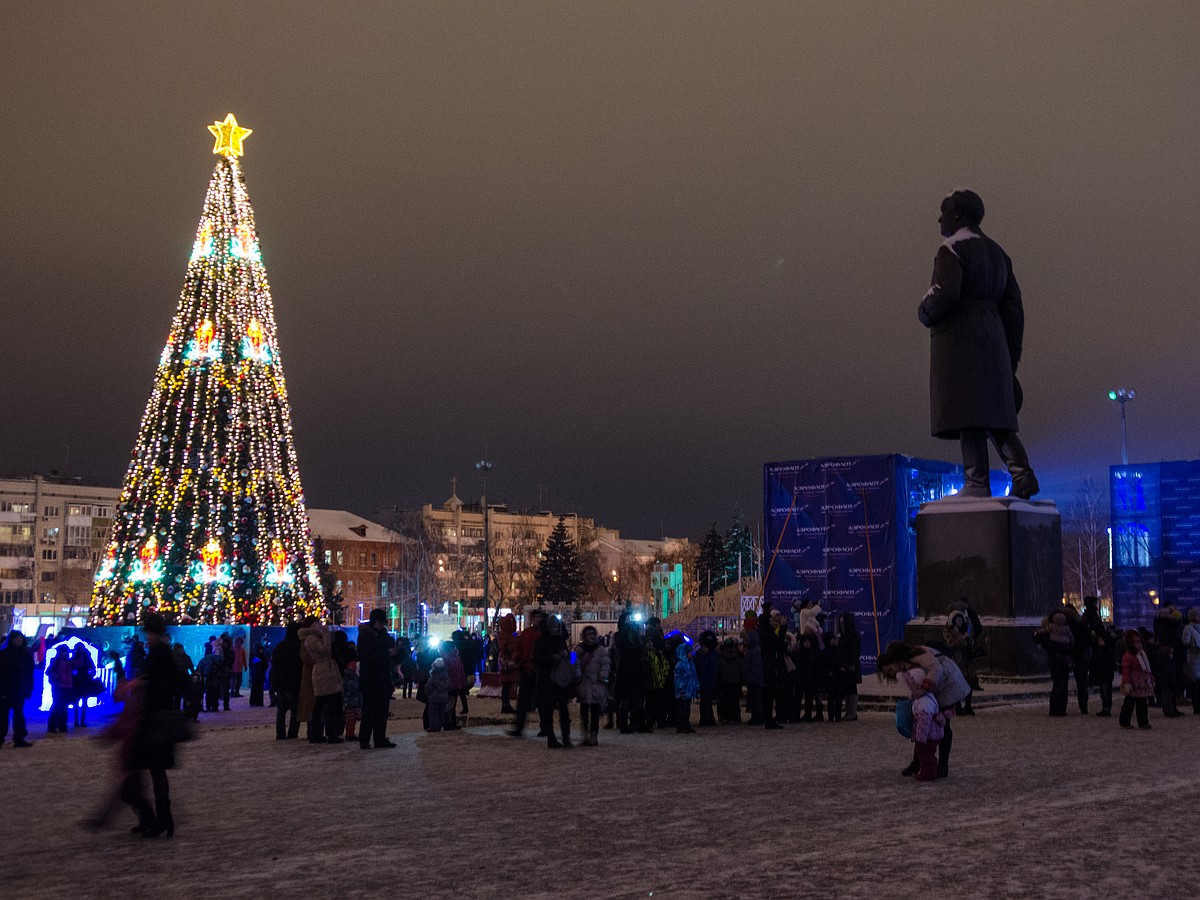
left=535, top=517, right=584, bottom=607
left=697, top=524, right=726, bottom=596
left=723, top=509, right=756, bottom=586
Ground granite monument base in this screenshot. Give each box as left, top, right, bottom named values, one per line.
left=906, top=495, right=1062, bottom=677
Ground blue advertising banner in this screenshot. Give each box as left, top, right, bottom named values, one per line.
left=764, top=454, right=970, bottom=672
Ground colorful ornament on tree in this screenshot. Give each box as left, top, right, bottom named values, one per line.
left=191, top=221, right=214, bottom=262
left=129, top=535, right=164, bottom=583
left=191, top=537, right=231, bottom=585
left=264, top=539, right=293, bottom=585
left=185, top=319, right=222, bottom=362
left=240, top=318, right=272, bottom=363
left=96, top=548, right=118, bottom=582
left=230, top=223, right=261, bottom=262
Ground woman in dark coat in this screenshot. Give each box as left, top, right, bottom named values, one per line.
left=838, top=613, right=863, bottom=721
left=86, top=612, right=184, bottom=838
left=918, top=189, right=1037, bottom=499
left=741, top=612, right=764, bottom=725
left=613, top=612, right=647, bottom=734
left=533, top=615, right=572, bottom=749
left=0, top=631, right=35, bottom=747
left=1033, top=612, right=1075, bottom=717
left=757, top=608, right=786, bottom=729
left=249, top=642, right=269, bottom=707
left=128, top=614, right=184, bottom=836
left=71, top=644, right=96, bottom=727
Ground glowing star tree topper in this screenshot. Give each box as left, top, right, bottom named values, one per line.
left=90, top=115, right=321, bottom=626
left=208, top=113, right=252, bottom=158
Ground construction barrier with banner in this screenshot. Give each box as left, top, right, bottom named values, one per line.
left=762, top=454, right=1006, bottom=672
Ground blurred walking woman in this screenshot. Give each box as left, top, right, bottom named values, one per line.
left=85, top=612, right=186, bottom=838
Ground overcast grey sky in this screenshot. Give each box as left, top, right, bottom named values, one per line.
left=4, top=2, right=1198, bottom=537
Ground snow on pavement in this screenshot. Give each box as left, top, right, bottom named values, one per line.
left=3, top=694, right=1198, bottom=899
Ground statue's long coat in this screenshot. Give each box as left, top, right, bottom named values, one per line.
left=918, top=228, right=1024, bottom=439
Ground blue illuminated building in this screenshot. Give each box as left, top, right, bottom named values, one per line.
left=1110, top=460, right=1200, bottom=625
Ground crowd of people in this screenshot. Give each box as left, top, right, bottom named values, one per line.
left=493, top=600, right=864, bottom=748
left=5, top=587, right=1200, bottom=839
left=1032, top=596, right=1200, bottom=726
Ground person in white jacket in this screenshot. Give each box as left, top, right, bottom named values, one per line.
left=575, top=626, right=611, bottom=747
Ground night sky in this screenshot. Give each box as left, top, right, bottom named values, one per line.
left=5, top=3, right=1198, bottom=538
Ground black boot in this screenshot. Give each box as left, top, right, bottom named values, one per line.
left=936, top=727, right=953, bottom=779
left=143, top=799, right=173, bottom=839
left=130, top=800, right=156, bottom=835
left=901, top=753, right=920, bottom=777
left=560, top=728, right=573, bottom=749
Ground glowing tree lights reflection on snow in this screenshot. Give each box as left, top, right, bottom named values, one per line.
left=90, top=114, right=320, bottom=626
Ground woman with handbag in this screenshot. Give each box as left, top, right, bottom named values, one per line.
left=299, top=622, right=344, bottom=744
left=534, top=615, right=574, bottom=749
left=878, top=641, right=971, bottom=780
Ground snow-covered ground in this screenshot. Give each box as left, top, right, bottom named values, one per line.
left=4, top=692, right=1198, bottom=899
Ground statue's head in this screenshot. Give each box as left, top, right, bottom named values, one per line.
left=939, top=188, right=985, bottom=237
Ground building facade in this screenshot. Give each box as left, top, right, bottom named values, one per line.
left=1110, top=460, right=1200, bottom=626
left=413, top=482, right=691, bottom=624
left=0, top=475, right=122, bottom=635
left=306, top=509, right=406, bottom=624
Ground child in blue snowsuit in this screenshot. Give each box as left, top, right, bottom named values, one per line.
left=674, top=643, right=699, bottom=734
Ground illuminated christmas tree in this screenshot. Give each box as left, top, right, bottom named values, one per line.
left=91, top=114, right=321, bottom=626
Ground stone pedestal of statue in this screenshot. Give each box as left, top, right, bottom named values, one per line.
left=904, top=495, right=1061, bottom=677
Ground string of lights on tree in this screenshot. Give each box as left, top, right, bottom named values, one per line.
left=90, top=114, right=321, bottom=626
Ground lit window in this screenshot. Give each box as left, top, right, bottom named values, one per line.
left=1114, top=524, right=1151, bottom=567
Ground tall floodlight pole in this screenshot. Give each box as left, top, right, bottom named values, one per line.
left=1108, top=388, right=1136, bottom=465
left=476, top=459, right=493, bottom=635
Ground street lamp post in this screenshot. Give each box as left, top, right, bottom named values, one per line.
left=1107, top=388, right=1136, bottom=465
left=476, top=459, right=493, bottom=635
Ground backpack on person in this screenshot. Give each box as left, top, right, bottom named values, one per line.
left=647, top=649, right=670, bottom=690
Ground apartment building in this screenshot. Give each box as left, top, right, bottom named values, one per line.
left=0, top=475, right=122, bottom=634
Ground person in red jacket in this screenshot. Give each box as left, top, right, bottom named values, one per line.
left=506, top=609, right=544, bottom=737
left=497, top=614, right=519, bottom=714
left=1119, top=630, right=1155, bottom=730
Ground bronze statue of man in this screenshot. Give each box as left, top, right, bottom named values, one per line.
left=918, top=189, right=1038, bottom=499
